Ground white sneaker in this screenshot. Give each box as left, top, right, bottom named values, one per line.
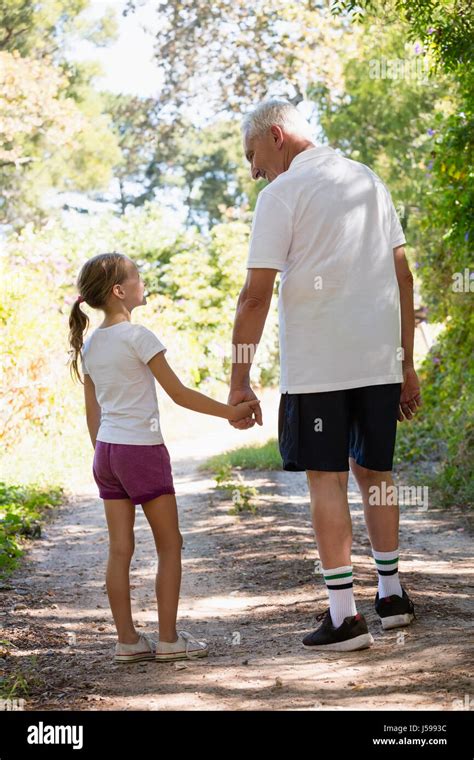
left=114, top=632, right=157, bottom=664
left=155, top=630, right=209, bottom=662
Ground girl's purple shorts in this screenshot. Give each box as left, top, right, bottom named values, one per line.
left=93, top=441, right=175, bottom=505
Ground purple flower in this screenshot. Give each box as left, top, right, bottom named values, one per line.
left=464, top=232, right=469, bottom=241
left=432, top=357, right=440, bottom=365
left=427, top=27, right=435, bottom=35
left=427, top=128, right=435, bottom=136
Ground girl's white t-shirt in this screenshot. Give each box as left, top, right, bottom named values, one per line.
left=81, top=321, right=166, bottom=445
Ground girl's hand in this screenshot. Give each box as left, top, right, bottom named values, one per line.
left=227, top=387, right=263, bottom=429
left=229, top=399, right=262, bottom=425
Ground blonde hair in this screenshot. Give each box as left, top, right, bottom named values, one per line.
left=68, top=252, right=133, bottom=384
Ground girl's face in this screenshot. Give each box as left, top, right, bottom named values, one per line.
left=125, top=263, right=147, bottom=309
left=112, top=261, right=147, bottom=310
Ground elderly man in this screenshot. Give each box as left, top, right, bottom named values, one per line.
left=227, top=99, right=420, bottom=652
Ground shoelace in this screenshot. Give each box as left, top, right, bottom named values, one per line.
left=140, top=632, right=157, bottom=654
left=178, top=630, right=208, bottom=658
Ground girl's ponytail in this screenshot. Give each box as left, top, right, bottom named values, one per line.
left=68, top=299, right=90, bottom=384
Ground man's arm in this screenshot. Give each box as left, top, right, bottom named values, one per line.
left=228, top=267, right=278, bottom=428
left=84, top=374, right=101, bottom=448
left=393, top=245, right=421, bottom=421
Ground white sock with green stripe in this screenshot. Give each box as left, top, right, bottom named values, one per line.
left=372, top=548, right=403, bottom=599
left=323, top=564, right=357, bottom=628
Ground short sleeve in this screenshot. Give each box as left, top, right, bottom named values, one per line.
left=246, top=190, right=293, bottom=271
left=388, top=195, right=406, bottom=248
left=81, top=348, right=89, bottom=375
left=131, top=325, right=167, bottom=364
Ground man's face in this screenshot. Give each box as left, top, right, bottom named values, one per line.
left=244, top=126, right=284, bottom=183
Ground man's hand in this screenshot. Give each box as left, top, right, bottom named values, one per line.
left=398, top=366, right=422, bottom=421
left=227, top=387, right=263, bottom=429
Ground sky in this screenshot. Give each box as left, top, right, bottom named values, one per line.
left=71, top=0, right=164, bottom=97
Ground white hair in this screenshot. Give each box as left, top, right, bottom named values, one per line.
left=241, top=99, right=314, bottom=143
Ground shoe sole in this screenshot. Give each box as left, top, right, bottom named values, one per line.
left=303, top=632, right=374, bottom=652
left=380, top=612, right=415, bottom=630
left=114, top=652, right=156, bottom=664
left=155, top=649, right=209, bottom=662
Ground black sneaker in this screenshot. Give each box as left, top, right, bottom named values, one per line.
left=375, top=587, right=416, bottom=630
left=302, top=610, right=374, bottom=652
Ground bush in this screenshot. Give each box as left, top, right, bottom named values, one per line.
left=0, top=482, right=64, bottom=579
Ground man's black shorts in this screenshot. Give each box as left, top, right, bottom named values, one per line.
left=278, top=383, right=402, bottom=472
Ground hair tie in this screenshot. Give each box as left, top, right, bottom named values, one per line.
left=76, top=295, right=85, bottom=303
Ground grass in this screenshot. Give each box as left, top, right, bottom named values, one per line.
left=0, top=653, right=43, bottom=701
left=0, top=481, right=64, bottom=580
left=200, top=438, right=281, bottom=514
left=200, top=437, right=282, bottom=473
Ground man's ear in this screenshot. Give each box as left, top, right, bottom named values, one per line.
left=271, top=125, right=284, bottom=148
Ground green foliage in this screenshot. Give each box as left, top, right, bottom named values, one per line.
left=0, top=482, right=63, bottom=579
left=0, top=655, right=42, bottom=700
left=419, top=100, right=473, bottom=324
left=131, top=210, right=280, bottom=389
left=396, top=315, right=474, bottom=507
left=203, top=438, right=281, bottom=472
left=213, top=463, right=258, bottom=514
left=101, top=97, right=261, bottom=223
left=330, top=0, right=473, bottom=73
left=0, top=0, right=118, bottom=62
left=0, top=0, right=120, bottom=227
left=0, top=256, right=68, bottom=449
left=308, top=22, right=450, bottom=203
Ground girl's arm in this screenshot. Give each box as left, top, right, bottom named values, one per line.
left=147, top=352, right=261, bottom=424
left=84, top=374, right=102, bottom=448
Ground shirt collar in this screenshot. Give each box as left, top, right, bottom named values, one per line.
left=288, top=145, right=336, bottom=171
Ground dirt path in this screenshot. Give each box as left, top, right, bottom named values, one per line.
left=1, top=408, right=473, bottom=711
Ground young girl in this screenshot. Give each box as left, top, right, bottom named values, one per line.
left=68, top=252, right=261, bottom=664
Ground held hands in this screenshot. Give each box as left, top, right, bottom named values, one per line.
left=228, top=388, right=263, bottom=429
left=398, top=366, right=422, bottom=421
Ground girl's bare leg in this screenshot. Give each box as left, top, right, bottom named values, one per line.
left=103, top=498, right=138, bottom=644
left=141, top=493, right=182, bottom=643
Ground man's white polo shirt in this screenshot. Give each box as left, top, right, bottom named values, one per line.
left=246, top=145, right=406, bottom=394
